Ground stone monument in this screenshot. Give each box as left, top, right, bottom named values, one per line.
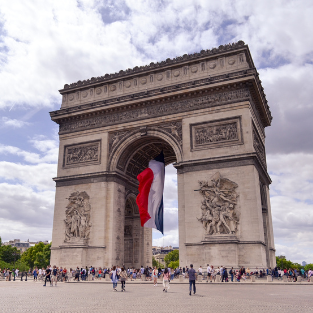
left=50, top=40, right=275, bottom=269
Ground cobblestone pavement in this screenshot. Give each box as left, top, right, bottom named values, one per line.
left=1, top=280, right=313, bottom=313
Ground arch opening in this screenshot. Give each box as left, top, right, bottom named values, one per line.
left=116, top=135, right=178, bottom=179
left=118, top=135, right=179, bottom=268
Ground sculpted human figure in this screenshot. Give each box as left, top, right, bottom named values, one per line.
left=71, top=211, right=80, bottom=237
left=197, top=172, right=239, bottom=235
left=217, top=204, right=231, bottom=234
left=64, top=191, right=92, bottom=243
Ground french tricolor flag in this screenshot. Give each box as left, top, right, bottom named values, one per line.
left=136, top=151, right=165, bottom=234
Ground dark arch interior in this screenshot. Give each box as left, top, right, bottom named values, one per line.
left=117, top=136, right=177, bottom=179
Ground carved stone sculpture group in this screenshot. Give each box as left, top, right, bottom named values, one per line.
left=195, top=122, right=238, bottom=145
left=197, top=172, right=239, bottom=235
left=64, top=191, right=92, bottom=243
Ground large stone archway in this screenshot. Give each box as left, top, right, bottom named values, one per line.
left=50, top=41, right=275, bottom=269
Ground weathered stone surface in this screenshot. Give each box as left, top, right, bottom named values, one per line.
left=50, top=42, right=275, bottom=270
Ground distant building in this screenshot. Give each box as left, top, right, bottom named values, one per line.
left=152, top=246, right=179, bottom=266
left=302, top=261, right=307, bottom=266
left=4, top=239, right=50, bottom=253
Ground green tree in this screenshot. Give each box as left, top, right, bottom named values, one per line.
left=168, top=260, right=179, bottom=269
left=21, top=242, right=51, bottom=269
left=0, top=245, right=21, bottom=263
left=164, top=250, right=179, bottom=267
left=152, top=256, right=164, bottom=269
left=0, top=236, right=2, bottom=247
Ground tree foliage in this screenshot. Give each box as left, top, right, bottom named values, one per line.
left=168, top=260, right=179, bottom=269
left=276, top=256, right=313, bottom=271
left=0, top=245, right=21, bottom=263
left=152, top=256, right=164, bottom=268
left=21, top=242, right=51, bottom=269
left=164, top=250, right=179, bottom=267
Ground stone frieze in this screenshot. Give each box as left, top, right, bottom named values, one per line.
left=63, top=140, right=101, bottom=168
left=59, top=88, right=250, bottom=134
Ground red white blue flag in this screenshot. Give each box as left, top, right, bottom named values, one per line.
left=136, top=151, right=164, bottom=234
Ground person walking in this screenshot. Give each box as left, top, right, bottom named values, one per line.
left=43, top=265, right=51, bottom=287
left=163, top=268, right=170, bottom=292
left=153, top=266, right=158, bottom=286
left=111, top=266, right=118, bottom=291
left=119, top=267, right=127, bottom=292
left=188, top=264, right=196, bottom=296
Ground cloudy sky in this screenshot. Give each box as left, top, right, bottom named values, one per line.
left=0, top=0, right=312, bottom=264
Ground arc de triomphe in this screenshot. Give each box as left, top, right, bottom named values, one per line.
left=50, top=41, right=275, bottom=269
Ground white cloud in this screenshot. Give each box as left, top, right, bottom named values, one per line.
left=1, top=117, right=30, bottom=128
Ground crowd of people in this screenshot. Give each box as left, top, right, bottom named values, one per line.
left=1, top=264, right=312, bottom=293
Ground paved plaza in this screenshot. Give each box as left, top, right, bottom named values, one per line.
left=1, top=280, right=313, bottom=312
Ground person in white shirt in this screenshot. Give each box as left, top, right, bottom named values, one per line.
left=206, top=264, right=212, bottom=283
left=15, top=269, right=19, bottom=277
left=38, top=268, right=42, bottom=280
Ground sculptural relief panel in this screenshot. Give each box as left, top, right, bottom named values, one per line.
left=190, top=117, right=242, bottom=151
left=63, top=140, right=101, bottom=168
left=64, top=191, right=92, bottom=244
left=197, top=172, right=239, bottom=236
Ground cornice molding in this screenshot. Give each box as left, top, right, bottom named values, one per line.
left=61, top=41, right=248, bottom=92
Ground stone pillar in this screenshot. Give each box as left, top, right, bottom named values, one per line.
left=197, top=274, right=203, bottom=282
left=310, top=276, right=313, bottom=283
left=283, top=275, right=287, bottom=282
left=141, top=274, right=146, bottom=281
left=250, top=275, right=255, bottom=282
left=105, top=274, right=110, bottom=281
left=179, top=275, right=184, bottom=282
left=267, top=276, right=273, bottom=282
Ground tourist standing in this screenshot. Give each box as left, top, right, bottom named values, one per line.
left=188, top=264, right=196, bottom=296
left=33, top=267, right=38, bottom=281
left=206, top=264, right=212, bottom=283
left=120, top=267, right=127, bottom=292
left=51, top=265, right=58, bottom=286
left=229, top=267, right=234, bottom=282
left=163, top=268, right=170, bottom=292
left=111, top=266, right=118, bottom=291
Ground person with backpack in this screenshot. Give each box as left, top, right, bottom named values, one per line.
left=229, top=267, right=234, bottom=282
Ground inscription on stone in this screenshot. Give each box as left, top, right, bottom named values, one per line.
left=64, top=140, right=100, bottom=168
left=191, top=117, right=242, bottom=150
